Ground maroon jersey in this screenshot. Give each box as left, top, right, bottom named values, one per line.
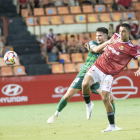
left=94, top=33, right=140, bottom=75
left=130, top=23, right=139, bottom=35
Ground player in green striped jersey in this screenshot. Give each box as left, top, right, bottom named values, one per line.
left=47, top=27, right=115, bottom=123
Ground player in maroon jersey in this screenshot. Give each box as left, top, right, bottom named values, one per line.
left=82, top=23, right=140, bottom=132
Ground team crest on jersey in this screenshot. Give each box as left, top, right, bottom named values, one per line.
left=119, top=46, right=123, bottom=50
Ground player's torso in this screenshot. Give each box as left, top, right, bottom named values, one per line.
left=78, top=41, right=100, bottom=76
left=95, top=41, right=133, bottom=75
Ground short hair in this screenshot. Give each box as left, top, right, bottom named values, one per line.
left=120, top=23, right=131, bottom=32
left=96, top=27, right=108, bottom=35
left=57, top=34, right=61, bottom=36
left=128, top=17, right=132, bottom=20
left=71, top=35, right=75, bottom=38
left=49, top=28, right=53, bottom=31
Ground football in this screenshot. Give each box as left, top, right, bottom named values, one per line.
left=4, top=51, right=18, bottom=65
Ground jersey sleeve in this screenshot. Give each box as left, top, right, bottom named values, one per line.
left=129, top=45, right=140, bottom=58
left=111, top=33, right=120, bottom=40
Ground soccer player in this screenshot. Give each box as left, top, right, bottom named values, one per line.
left=47, top=27, right=115, bottom=123
left=82, top=23, right=140, bottom=132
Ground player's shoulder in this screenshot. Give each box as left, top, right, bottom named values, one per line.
left=89, top=40, right=98, bottom=45
left=127, top=40, right=134, bottom=47
left=112, top=33, right=120, bottom=40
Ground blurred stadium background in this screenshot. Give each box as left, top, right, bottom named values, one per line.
left=0, top=0, right=140, bottom=139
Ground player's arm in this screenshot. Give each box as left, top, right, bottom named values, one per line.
left=134, top=56, right=140, bottom=76
left=85, top=37, right=116, bottom=53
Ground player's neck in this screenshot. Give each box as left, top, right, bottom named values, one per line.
left=118, top=38, right=129, bottom=42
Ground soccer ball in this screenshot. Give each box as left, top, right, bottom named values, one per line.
left=4, top=51, right=18, bottom=65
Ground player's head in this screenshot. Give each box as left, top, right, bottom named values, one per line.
left=96, top=27, right=108, bottom=44
left=57, top=34, right=61, bottom=40
left=119, top=23, right=131, bottom=41
left=49, top=28, right=53, bottom=33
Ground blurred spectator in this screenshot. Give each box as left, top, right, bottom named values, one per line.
left=128, top=18, right=140, bottom=40
left=55, top=34, right=66, bottom=54
left=40, top=33, right=47, bottom=55
left=117, top=0, right=133, bottom=11
left=54, top=0, right=69, bottom=7
left=39, top=0, right=54, bottom=8
left=17, top=0, right=32, bottom=15
left=67, top=35, right=79, bottom=54
left=79, top=33, right=91, bottom=53
left=47, top=28, right=55, bottom=44
left=0, top=38, right=4, bottom=57
left=116, top=19, right=123, bottom=33
left=134, top=38, right=140, bottom=58
left=108, top=24, right=114, bottom=39
left=79, top=0, right=102, bottom=5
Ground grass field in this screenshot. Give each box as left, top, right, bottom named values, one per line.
left=0, top=98, right=140, bottom=140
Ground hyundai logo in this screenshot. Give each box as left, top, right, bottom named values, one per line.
left=2, top=84, right=23, bottom=96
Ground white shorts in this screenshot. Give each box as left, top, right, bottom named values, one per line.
left=86, top=65, right=113, bottom=92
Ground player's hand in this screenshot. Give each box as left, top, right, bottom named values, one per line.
left=84, top=43, right=90, bottom=51
left=108, top=36, right=117, bottom=44
left=134, top=68, right=140, bottom=76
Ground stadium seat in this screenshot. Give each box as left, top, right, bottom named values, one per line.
left=14, top=66, right=27, bottom=76
left=51, top=16, right=62, bottom=25
left=40, top=16, right=49, bottom=25
left=70, top=6, right=81, bottom=14
left=107, top=4, right=113, bottom=12
left=112, top=13, right=123, bottom=21
left=14, top=58, right=21, bottom=66
left=34, top=8, right=44, bottom=16
left=64, top=63, right=77, bottom=73
left=127, top=59, right=138, bottom=69
left=26, top=17, right=38, bottom=26
left=82, top=5, right=93, bottom=13
left=67, top=34, right=78, bottom=41
left=132, top=2, right=140, bottom=10
left=103, top=0, right=114, bottom=4
left=0, top=58, right=7, bottom=67
left=77, top=62, right=85, bottom=72
left=63, top=15, right=74, bottom=24
left=52, top=64, right=64, bottom=74
left=1, top=67, right=13, bottom=77
left=55, top=34, right=66, bottom=41
left=131, top=40, right=138, bottom=45
left=100, top=13, right=111, bottom=22
left=3, top=46, right=13, bottom=54
left=58, top=7, right=69, bottom=14
left=59, top=54, right=71, bottom=63
left=79, top=33, right=90, bottom=40
left=125, top=12, right=136, bottom=20
left=21, top=9, right=28, bottom=17
left=71, top=53, right=84, bottom=62
left=46, top=55, right=59, bottom=64
left=46, top=7, right=57, bottom=15
left=75, top=15, right=86, bottom=23
left=91, top=33, right=96, bottom=41
left=84, top=53, right=88, bottom=61
left=95, top=5, right=106, bottom=12
left=87, top=14, right=99, bottom=23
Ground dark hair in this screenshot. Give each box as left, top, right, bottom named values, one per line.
left=96, top=27, right=108, bottom=35
left=49, top=28, right=53, bottom=31
left=120, top=23, right=131, bottom=32
left=128, top=17, right=132, bottom=20
left=57, top=34, right=61, bottom=36
left=71, top=35, right=75, bottom=38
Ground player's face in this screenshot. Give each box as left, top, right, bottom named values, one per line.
left=96, top=31, right=105, bottom=44
left=119, top=27, right=130, bottom=41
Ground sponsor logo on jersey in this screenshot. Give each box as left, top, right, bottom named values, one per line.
left=108, top=46, right=120, bottom=55
left=52, top=86, right=80, bottom=98
left=0, top=84, right=28, bottom=103
left=105, top=80, right=110, bottom=84
left=112, top=76, right=138, bottom=100
left=119, top=46, right=124, bottom=50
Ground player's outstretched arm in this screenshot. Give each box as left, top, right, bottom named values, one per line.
left=85, top=37, right=116, bottom=53
left=134, top=56, right=140, bottom=76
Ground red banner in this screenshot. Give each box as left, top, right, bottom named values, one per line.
left=0, top=70, right=139, bottom=106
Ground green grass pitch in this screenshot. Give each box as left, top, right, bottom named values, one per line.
left=0, top=98, right=140, bottom=140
